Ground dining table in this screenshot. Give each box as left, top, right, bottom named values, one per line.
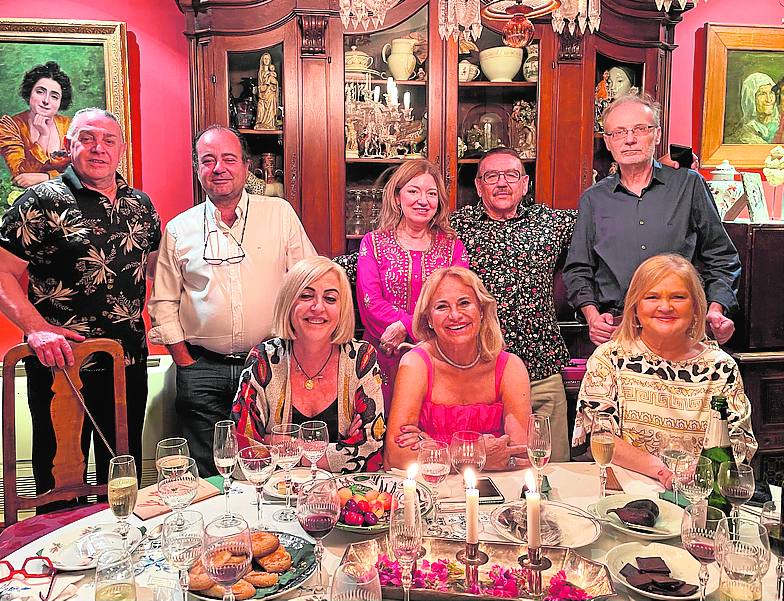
left=1, top=461, right=780, bottom=601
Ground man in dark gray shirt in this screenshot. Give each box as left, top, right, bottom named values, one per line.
left=563, top=94, right=740, bottom=345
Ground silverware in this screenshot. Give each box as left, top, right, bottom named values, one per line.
left=599, top=513, right=672, bottom=535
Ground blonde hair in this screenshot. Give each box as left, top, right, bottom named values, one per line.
left=377, top=159, right=455, bottom=236
left=614, top=253, right=707, bottom=346
left=272, top=256, right=355, bottom=344
left=412, top=267, right=504, bottom=360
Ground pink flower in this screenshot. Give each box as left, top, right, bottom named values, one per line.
left=545, top=570, right=589, bottom=601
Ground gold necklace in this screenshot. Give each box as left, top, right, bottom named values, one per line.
left=292, top=346, right=334, bottom=390
left=434, top=339, right=480, bottom=369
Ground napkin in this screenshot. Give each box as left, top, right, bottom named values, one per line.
left=0, top=574, right=84, bottom=601
left=133, top=478, right=220, bottom=520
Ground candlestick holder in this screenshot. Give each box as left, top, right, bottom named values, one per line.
left=518, top=546, right=552, bottom=600
left=456, top=542, right=489, bottom=590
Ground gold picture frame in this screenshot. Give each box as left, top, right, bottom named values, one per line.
left=0, top=18, right=132, bottom=185
left=701, top=24, right=784, bottom=168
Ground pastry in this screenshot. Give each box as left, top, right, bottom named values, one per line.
left=258, top=546, right=293, bottom=573
left=203, top=579, right=255, bottom=600
left=245, top=570, right=279, bottom=588
left=251, top=531, right=280, bottom=559
left=188, top=562, right=216, bottom=591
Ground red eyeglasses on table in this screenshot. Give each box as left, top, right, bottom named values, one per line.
left=0, top=557, right=56, bottom=601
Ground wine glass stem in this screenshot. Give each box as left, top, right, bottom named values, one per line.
left=599, top=465, right=607, bottom=498
left=536, top=470, right=543, bottom=492
left=310, top=460, right=317, bottom=482
left=223, top=585, right=235, bottom=601
left=432, top=487, right=439, bottom=525
left=119, top=519, right=129, bottom=550
left=776, top=555, right=783, bottom=601
left=284, top=468, right=292, bottom=513
left=179, top=569, right=189, bottom=601
left=224, top=476, right=231, bottom=512
left=314, top=539, right=325, bottom=595
left=698, top=563, right=708, bottom=601
left=401, top=561, right=413, bottom=601
left=255, top=484, right=264, bottom=527
left=731, top=504, right=739, bottom=519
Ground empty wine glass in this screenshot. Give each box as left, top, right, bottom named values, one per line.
left=527, top=414, right=551, bottom=491
left=729, top=429, right=747, bottom=466
left=296, top=479, right=340, bottom=600
left=759, top=501, right=783, bottom=601
left=300, top=420, right=329, bottom=482
left=214, top=420, right=238, bottom=514
left=418, top=440, right=450, bottom=531
left=659, top=433, right=690, bottom=505
left=389, top=493, right=423, bottom=601
left=270, top=423, right=303, bottom=522
left=156, top=437, right=190, bottom=469
left=237, top=442, right=276, bottom=529
left=202, top=514, right=252, bottom=601
left=94, top=549, right=136, bottom=601
left=715, top=516, right=770, bottom=601
left=108, top=455, right=138, bottom=550
left=162, top=510, right=204, bottom=601
left=158, top=456, right=199, bottom=516
left=449, top=431, right=486, bottom=475
left=590, top=411, right=616, bottom=498
left=674, top=455, right=714, bottom=505
left=329, top=561, right=382, bottom=601
left=681, top=503, right=723, bottom=601
left=717, top=461, right=755, bottom=518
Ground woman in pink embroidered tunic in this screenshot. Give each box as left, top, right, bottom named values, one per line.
left=384, top=267, right=532, bottom=471
left=357, top=160, right=469, bottom=413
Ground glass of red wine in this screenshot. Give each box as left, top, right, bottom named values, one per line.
left=681, top=503, right=723, bottom=601
left=296, top=478, right=340, bottom=600
left=202, top=514, right=252, bottom=601
left=717, top=461, right=755, bottom=518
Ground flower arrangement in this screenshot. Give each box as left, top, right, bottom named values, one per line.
left=375, top=554, right=588, bottom=600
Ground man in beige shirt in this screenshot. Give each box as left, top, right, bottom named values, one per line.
left=149, top=125, right=316, bottom=476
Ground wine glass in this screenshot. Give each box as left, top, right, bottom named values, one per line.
left=158, top=456, right=200, bottom=516
left=715, top=516, right=771, bottom=570
left=270, top=423, right=303, bottom=522
left=527, top=414, right=551, bottom=491
left=329, top=561, right=382, bottom=601
left=389, top=493, right=423, bottom=601
left=296, top=479, right=340, bottom=600
left=202, top=514, right=252, bottom=601
left=590, top=411, right=616, bottom=498
left=449, top=431, right=486, bottom=475
left=94, top=549, right=136, bottom=601
left=300, top=420, right=329, bottom=482
left=659, top=433, right=690, bottom=505
left=681, top=503, right=723, bottom=601
left=237, top=442, right=276, bottom=529
left=674, top=455, right=714, bottom=505
left=715, top=516, right=770, bottom=601
left=717, top=461, right=755, bottom=518
left=108, top=455, right=138, bottom=550
left=729, top=429, right=747, bottom=466
left=418, top=440, right=450, bottom=531
left=156, top=437, right=190, bottom=469
left=759, top=501, right=783, bottom=601
left=162, top=510, right=204, bottom=601
left=214, top=420, right=238, bottom=514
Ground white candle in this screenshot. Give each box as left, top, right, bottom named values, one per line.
left=525, top=470, right=541, bottom=549
left=403, top=91, right=411, bottom=110
left=465, top=468, right=479, bottom=544
left=373, top=86, right=380, bottom=103
left=403, top=463, right=418, bottom=526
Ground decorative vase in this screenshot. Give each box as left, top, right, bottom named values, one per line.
left=523, top=44, right=539, bottom=82
left=382, top=38, right=418, bottom=81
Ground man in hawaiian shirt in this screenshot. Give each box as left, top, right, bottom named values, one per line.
left=0, top=108, right=160, bottom=509
left=450, top=147, right=576, bottom=462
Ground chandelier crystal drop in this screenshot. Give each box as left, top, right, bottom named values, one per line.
left=339, top=0, right=396, bottom=30
left=438, top=0, right=482, bottom=41
left=655, top=0, right=696, bottom=10
left=551, top=0, right=601, bottom=34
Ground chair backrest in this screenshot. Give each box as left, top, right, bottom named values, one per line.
left=2, top=338, right=128, bottom=526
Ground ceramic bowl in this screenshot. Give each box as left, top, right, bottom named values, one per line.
left=479, top=46, right=523, bottom=82
left=345, top=46, right=374, bottom=71
left=458, top=59, right=480, bottom=82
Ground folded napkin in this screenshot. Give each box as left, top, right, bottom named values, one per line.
left=133, top=478, right=220, bottom=520
left=0, top=574, right=84, bottom=601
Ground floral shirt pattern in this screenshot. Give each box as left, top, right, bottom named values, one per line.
left=450, top=202, right=577, bottom=382
left=0, top=166, right=161, bottom=364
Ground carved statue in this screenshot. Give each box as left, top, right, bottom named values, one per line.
left=345, top=120, right=359, bottom=157
left=510, top=100, right=536, bottom=159
left=254, top=53, right=279, bottom=130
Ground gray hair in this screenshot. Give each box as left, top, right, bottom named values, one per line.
left=66, top=108, right=123, bottom=140
left=601, top=92, right=661, bottom=129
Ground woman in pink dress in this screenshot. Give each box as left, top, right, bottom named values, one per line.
left=384, top=266, right=532, bottom=471
left=357, top=160, right=469, bottom=413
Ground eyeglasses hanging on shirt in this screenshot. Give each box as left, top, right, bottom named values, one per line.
left=202, top=200, right=249, bottom=265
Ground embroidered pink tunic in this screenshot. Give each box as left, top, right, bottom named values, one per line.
left=357, top=228, right=469, bottom=413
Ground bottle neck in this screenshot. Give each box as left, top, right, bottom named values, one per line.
left=704, top=407, right=731, bottom=449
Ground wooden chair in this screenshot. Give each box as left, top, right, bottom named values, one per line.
left=1, top=339, right=128, bottom=549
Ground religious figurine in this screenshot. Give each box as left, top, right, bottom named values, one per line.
left=254, top=53, right=279, bottom=130
left=232, top=77, right=257, bottom=129
left=465, top=123, right=483, bottom=151
left=510, top=100, right=536, bottom=159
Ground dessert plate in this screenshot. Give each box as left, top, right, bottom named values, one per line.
left=590, top=494, right=683, bottom=540
left=43, top=522, right=143, bottom=571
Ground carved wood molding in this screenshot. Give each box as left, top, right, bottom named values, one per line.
left=299, top=15, right=329, bottom=56
left=558, top=28, right=583, bottom=62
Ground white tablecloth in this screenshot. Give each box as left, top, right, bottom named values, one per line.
left=2, top=462, right=779, bottom=601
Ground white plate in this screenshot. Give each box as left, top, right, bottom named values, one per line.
left=490, top=500, right=602, bottom=548
left=591, top=494, right=683, bottom=540
left=605, top=541, right=718, bottom=600
left=43, top=523, right=143, bottom=571
left=263, top=467, right=331, bottom=499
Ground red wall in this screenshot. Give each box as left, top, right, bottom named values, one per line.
left=0, top=0, right=193, bottom=356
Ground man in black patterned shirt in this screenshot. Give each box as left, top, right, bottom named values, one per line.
left=450, top=148, right=576, bottom=462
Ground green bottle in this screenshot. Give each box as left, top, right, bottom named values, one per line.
left=700, top=395, right=733, bottom=516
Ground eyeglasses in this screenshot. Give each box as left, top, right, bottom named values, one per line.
left=202, top=203, right=248, bottom=265
left=604, top=124, right=658, bottom=141
left=0, top=557, right=54, bottom=583
left=478, top=170, right=522, bottom=184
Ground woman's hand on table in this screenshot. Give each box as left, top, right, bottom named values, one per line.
left=394, top=424, right=430, bottom=450
left=483, top=434, right=527, bottom=471
left=380, top=321, right=407, bottom=355
left=656, top=466, right=675, bottom=490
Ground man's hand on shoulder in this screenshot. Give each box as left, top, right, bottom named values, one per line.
left=706, top=304, right=735, bottom=344
left=26, top=325, right=86, bottom=368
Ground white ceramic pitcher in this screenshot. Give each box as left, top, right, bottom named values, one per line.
left=382, top=38, right=417, bottom=81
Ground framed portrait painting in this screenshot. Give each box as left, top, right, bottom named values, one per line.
left=0, top=19, right=131, bottom=213
left=701, top=24, right=784, bottom=169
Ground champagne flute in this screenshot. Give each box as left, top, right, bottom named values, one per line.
left=759, top=501, right=783, bottom=601
left=237, top=442, right=276, bottom=529
left=156, top=437, right=190, bottom=469
left=108, top=455, right=138, bottom=550
left=449, top=431, right=486, bottom=475
left=202, top=515, right=252, bottom=601
left=300, top=420, right=329, bottom=482
left=162, top=510, right=204, bottom=601
left=270, top=423, right=303, bottom=522
left=717, top=461, right=755, bottom=518
left=681, top=503, right=723, bottom=601
left=296, top=479, right=340, bottom=600
left=527, top=414, right=551, bottom=491
left=214, top=420, right=238, bottom=513
left=389, top=493, right=423, bottom=601
left=158, top=456, right=200, bottom=516
left=590, top=411, right=616, bottom=498
left=94, top=549, right=136, bottom=601
left=329, top=561, right=382, bottom=601
left=674, top=455, right=714, bottom=505
left=659, top=433, right=690, bottom=505
left=417, top=440, right=450, bottom=531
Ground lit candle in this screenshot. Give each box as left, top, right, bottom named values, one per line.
left=525, top=470, right=541, bottom=550
left=465, top=468, right=479, bottom=544
left=386, top=77, right=394, bottom=104
left=403, top=463, right=418, bottom=526
left=403, top=91, right=411, bottom=110
left=373, top=86, right=380, bottom=103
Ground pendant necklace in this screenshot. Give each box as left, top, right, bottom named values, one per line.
left=434, top=339, right=481, bottom=369
left=292, top=346, right=334, bottom=390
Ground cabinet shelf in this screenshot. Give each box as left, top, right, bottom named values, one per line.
left=368, top=78, right=427, bottom=86
left=239, top=128, right=283, bottom=135
left=345, top=234, right=365, bottom=240
left=459, top=81, right=537, bottom=88
left=458, top=157, right=536, bottom=164
left=346, top=157, right=408, bottom=164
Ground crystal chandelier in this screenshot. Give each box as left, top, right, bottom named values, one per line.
left=438, top=0, right=483, bottom=42
left=339, top=0, right=396, bottom=29
left=550, top=0, right=601, bottom=34
left=481, top=0, right=561, bottom=41
left=655, top=0, right=700, bottom=9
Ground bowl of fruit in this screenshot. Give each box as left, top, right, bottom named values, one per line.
left=333, top=472, right=434, bottom=534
